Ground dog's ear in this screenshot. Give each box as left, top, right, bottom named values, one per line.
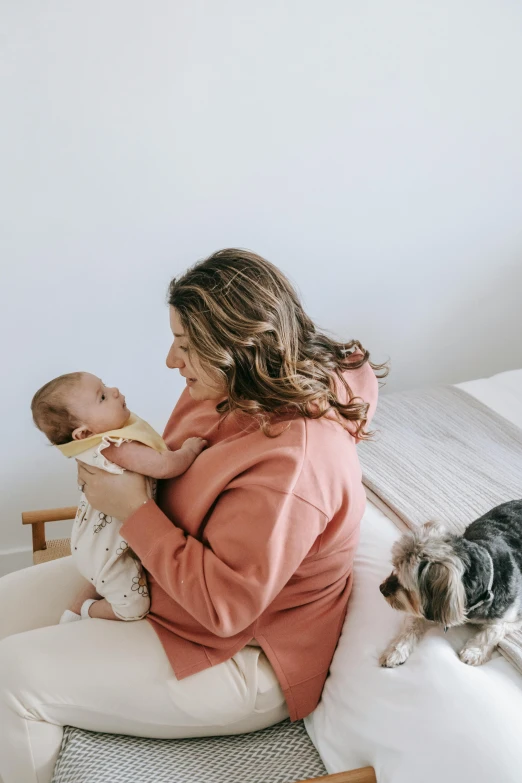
left=418, top=559, right=466, bottom=627
left=422, top=520, right=447, bottom=536
left=392, top=521, right=448, bottom=571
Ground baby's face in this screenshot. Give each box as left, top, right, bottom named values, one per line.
left=70, top=373, right=131, bottom=440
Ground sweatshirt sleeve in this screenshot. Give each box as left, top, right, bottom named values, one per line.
left=120, top=485, right=328, bottom=638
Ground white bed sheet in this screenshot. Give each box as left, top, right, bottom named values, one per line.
left=306, top=368, right=522, bottom=783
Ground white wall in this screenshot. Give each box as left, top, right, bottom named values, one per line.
left=2, top=0, right=522, bottom=574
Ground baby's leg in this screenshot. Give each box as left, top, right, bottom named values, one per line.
left=60, top=579, right=101, bottom=624
left=96, top=547, right=150, bottom=621
left=73, top=505, right=149, bottom=621
left=87, top=599, right=121, bottom=621
left=69, top=579, right=101, bottom=614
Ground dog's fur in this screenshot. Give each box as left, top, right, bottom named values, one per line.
left=379, top=500, right=522, bottom=667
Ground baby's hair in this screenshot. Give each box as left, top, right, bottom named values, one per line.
left=31, top=372, right=84, bottom=445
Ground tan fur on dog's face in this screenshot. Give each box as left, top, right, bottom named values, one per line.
left=380, top=522, right=467, bottom=628
left=380, top=571, right=423, bottom=616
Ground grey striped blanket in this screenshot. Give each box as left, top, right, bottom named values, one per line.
left=358, top=385, right=522, bottom=673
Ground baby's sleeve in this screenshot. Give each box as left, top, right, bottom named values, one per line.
left=76, top=438, right=130, bottom=474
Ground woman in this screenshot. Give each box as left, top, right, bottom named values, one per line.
left=0, top=249, right=383, bottom=783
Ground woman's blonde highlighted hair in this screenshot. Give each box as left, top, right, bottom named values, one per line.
left=168, top=249, right=388, bottom=437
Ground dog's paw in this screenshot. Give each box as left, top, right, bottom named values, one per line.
left=459, top=646, right=490, bottom=666
left=379, top=645, right=410, bottom=668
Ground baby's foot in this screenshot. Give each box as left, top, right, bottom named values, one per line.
left=59, top=609, right=81, bottom=624
left=181, top=437, right=207, bottom=457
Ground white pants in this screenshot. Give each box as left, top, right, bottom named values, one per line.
left=0, top=557, right=288, bottom=783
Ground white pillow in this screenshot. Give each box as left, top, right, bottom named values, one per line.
left=305, top=502, right=522, bottom=783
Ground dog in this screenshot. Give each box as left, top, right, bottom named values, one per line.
left=379, top=500, right=522, bottom=668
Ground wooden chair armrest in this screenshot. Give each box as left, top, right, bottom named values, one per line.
left=21, top=506, right=78, bottom=553
left=22, top=507, right=78, bottom=526
left=296, top=768, right=376, bottom=783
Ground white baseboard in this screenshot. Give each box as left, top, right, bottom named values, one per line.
left=0, top=547, right=34, bottom=577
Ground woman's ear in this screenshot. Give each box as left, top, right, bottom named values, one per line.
left=72, top=425, right=92, bottom=441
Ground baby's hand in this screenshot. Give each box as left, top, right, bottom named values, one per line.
left=181, top=437, right=207, bottom=457
left=161, top=438, right=207, bottom=478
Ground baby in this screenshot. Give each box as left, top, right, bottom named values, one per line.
left=31, top=371, right=205, bottom=623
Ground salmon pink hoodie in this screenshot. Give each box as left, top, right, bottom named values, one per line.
left=121, top=359, right=378, bottom=720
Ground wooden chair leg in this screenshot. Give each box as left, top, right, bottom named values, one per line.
left=30, top=521, right=47, bottom=553
left=296, top=768, right=377, bottom=783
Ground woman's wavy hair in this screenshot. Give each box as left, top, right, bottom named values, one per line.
left=168, top=249, right=388, bottom=438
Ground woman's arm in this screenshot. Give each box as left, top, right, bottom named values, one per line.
left=103, top=438, right=206, bottom=479
left=120, top=485, right=329, bottom=638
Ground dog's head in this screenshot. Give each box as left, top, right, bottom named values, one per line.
left=379, top=521, right=467, bottom=627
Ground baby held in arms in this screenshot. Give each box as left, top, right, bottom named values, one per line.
left=31, top=372, right=206, bottom=624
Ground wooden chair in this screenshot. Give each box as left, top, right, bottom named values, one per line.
left=21, top=505, right=77, bottom=564
left=21, top=505, right=376, bottom=783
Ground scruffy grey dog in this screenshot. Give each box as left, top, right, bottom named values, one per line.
left=379, top=500, right=522, bottom=667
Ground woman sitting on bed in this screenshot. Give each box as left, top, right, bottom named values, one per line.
left=0, top=248, right=385, bottom=783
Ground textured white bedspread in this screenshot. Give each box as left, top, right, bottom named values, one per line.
left=306, top=369, right=522, bottom=783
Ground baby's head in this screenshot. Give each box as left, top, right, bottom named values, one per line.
left=31, top=372, right=130, bottom=445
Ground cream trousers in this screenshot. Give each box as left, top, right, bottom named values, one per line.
left=0, top=557, right=288, bottom=783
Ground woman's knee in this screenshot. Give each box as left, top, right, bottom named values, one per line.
left=0, top=564, right=30, bottom=603
left=0, top=623, right=68, bottom=688
left=0, top=558, right=84, bottom=639
left=0, top=626, right=71, bottom=720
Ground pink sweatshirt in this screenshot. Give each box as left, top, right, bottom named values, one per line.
left=121, top=360, right=378, bottom=721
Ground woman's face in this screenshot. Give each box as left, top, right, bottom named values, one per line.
left=166, top=307, right=226, bottom=402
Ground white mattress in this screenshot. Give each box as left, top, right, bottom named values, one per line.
left=306, top=368, right=522, bottom=783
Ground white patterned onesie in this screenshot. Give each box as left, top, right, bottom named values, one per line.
left=73, top=437, right=152, bottom=620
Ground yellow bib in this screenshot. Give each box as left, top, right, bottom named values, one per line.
left=56, top=412, right=168, bottom=458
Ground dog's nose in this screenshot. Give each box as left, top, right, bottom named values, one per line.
left=380, top=581, right=391, bottom=597
left=380, top=574, right=399, bottom=597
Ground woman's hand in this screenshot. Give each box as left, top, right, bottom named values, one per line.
left=76, top=461, right=149, bottom=521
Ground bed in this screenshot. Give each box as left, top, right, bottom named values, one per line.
left=305, top=368, right=522, bottom=783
